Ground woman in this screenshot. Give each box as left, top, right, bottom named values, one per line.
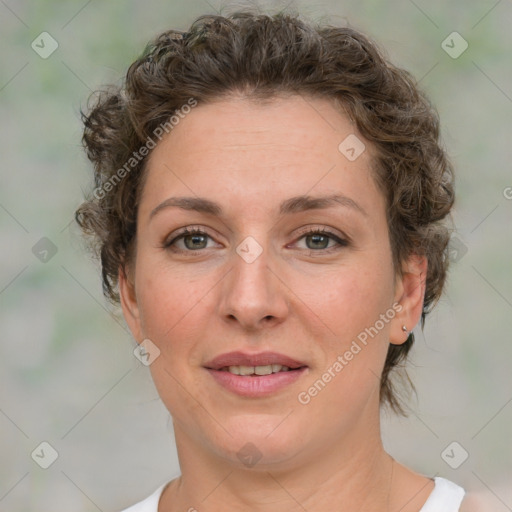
left=76, top=9, right=476, bottom=511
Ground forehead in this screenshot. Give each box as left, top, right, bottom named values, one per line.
left=150, top=94, right=364, bottom=160
left=140, top=94, right=383, bottom=220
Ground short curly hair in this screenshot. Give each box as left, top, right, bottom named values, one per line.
left=75, top=9, right=455, bottom=416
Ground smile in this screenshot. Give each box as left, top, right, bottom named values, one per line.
left=219, top=364, right=292, bottom=375
left=204, top=351, right=308, bottom=397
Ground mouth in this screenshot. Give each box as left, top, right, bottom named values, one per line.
left=204, top=351, right=307, bottom=372
left=204, top=351, right=308, bottom=397
left=217, top=363, right=300, bottom=376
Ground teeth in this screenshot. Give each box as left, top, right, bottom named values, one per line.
left=255, top=365, right=272, bottom=375
left=239, top=365, right=255, bottom=376
left=225, top=364, right=291, bottom=375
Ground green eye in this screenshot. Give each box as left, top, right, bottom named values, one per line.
left=165, top=228, right=213, bottom=251
left=164, top=227, right=349, bottom=255
left=294, top=228, right=349, bottom=253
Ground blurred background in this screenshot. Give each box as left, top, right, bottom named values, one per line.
left=1, top=0, right=511, bottom=510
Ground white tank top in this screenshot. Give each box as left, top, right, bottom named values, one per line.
left=120, top=476, right=466, bottom=511
left=419, top=477, right=466, bottom=511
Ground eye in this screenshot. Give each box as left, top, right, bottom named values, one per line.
left=292, top=227, right=349, bottom=253
left=162, top=226, right=349, bottom=254
left=163, top=227, right=217, bottom=252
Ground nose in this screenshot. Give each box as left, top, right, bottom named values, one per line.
left=217, top=237, right=289, bottom=331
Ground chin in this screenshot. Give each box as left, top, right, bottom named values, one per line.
left=210, top=414, right=309, bottom=469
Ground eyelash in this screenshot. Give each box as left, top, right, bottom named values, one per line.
left=163, top=226, right=349, bottom=255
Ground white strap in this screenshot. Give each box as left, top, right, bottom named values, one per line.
left=420, top=477, right=466, bottom=512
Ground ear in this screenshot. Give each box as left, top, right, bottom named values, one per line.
left=390, top=253, right=428, bottom=345
left=119, top=265, right=143, bottom=342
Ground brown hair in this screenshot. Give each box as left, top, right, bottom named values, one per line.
left=76, top=9, right=455, bottom=415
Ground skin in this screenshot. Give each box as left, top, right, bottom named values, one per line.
left=119, top=93, right=438, bottom=511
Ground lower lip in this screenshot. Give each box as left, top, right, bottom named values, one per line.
left=206, top=368, right=307, bottom=397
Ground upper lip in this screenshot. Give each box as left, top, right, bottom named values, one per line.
left=204, top=351, right=307, bottom=370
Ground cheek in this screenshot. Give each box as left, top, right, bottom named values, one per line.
left=299, top=261, right=395, bottom=396
left=134, top=258, right=220, bottom=402
left=136, top=265, right=213, bottom=417
left=297, top=261, right=394, bottom=343
left=136, top=258, right=208, bottom=337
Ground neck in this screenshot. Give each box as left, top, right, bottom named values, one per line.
left=162, top=415, right=395, bottom=512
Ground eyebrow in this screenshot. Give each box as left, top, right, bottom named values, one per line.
left=149, top=193, right=368, bottom=220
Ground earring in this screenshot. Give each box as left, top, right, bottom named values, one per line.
left=402, top=325, right=408, bottom=335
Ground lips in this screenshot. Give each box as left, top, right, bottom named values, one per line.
left=204, top=351, right=308, bottom=397
left=204, top=351, right=307, bottom=371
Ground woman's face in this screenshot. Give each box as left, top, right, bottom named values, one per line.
left=120, top=94, right=426, bottom=469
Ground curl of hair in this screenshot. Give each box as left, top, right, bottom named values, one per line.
left=76, top=9, right=455, bottom=416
